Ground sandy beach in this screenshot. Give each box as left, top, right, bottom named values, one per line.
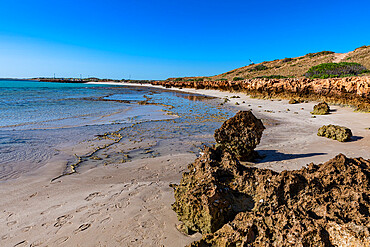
left=1, top=83, right=369, bottom=247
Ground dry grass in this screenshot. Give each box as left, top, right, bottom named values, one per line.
left=208, top=46, right=370, bottom=80
left=345, top=46, right=370, bottom=70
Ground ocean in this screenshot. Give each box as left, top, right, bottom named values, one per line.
left=0, top=80, right=234, bottom=180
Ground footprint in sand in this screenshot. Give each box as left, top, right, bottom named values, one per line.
left=13, top=240, right=28, bottom=247
left=1, top=234, right=10, bottom=240
left=54, top=215, right=73, bottom=227
left=109, top=192, right=120, bottom=200
left=73, top=223, right=91, bottom=234
left=85, top=192, right=102, bottom=201
left=30, top=239, right=44, bottom=247
left=100, top=217, right=112, bottom=224
left=21, top=225, right=33, bottom=232
left=53, top=236, right=69, bottom=245
left=7, top=220, right=17, bottom=227
left=86, top=212, right=101, bottom=219
left=75, top=206, right=88, bottom=213
left=29, top=192, right=38, bottom=198
left=41, top=205, right=62, bottom=215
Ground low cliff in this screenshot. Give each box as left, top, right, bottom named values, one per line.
left=152, top=76, right=370, bottom=112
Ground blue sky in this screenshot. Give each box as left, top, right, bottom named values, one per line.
left=0, top=0, right=369, bottom=80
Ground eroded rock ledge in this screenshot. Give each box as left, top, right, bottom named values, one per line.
left=152, top=76, right=370, bottom=112
left=171, top=111, right=370, bottom=246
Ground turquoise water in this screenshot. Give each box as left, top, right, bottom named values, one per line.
left=0, top=80, right=162, bottom=130
left=0, top=80, right=235, bottom=180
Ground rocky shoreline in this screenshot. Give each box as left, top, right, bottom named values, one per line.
left=171, top=111, right=370, bottom=246
left=151, top=76, right=370, bottom=112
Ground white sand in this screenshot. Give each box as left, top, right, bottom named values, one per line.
left=1, top=82, right=369, bottom=247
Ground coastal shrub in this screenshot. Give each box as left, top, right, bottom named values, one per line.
left=216, top=78, right=228, bottom=81
left=355, top=45, right=370, bottom=51
left=249, top=64, right=268, bottom=72
left=233, top=77, right=244, bottom=81
left=254, top=75, right=288, bottom=79
left=194, top=77, right=205, bottom=82
left=305, top=51, right=334, bottom=58
left=174, top=78, right=183, bottom=82
left=282, top=57, right=293, bottom=63
left=305, top=62, right=369, bottom=78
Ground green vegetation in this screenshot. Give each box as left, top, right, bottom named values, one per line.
left=281, top=58, right=293, bottom=63
left=305, top=62, right=369, bottom=78
left=216, top=78, right=228, bottom=81
left=254, top=75, right=288, bottom=79
left=249, top=64, right=268, bottom=71
left=174, top=78, right=183, bottom=81
left=233, top=77, right=244, bottom=81
left=305, top=51, right=334, bottom=58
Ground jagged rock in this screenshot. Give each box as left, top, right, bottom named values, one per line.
left=184, top=154, right=370, bottom=246
left=214, top=111, right=265, bottom=161
left=311, top=102, right=330, bottom=115
left=171, top=146, right=258, bottom=234
left=317, top=124, right=353, bottom=142
left=151, top=76, right=370, bottom=111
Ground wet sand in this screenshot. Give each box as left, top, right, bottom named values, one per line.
left=0, top=82, right=369, bottom=246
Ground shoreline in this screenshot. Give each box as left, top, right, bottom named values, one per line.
left=1, top=82, right=369, bottom=246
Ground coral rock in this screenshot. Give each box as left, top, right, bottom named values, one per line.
left=183, top=154, right=370, bottom=246
left=214, top=111, right=265, bottom=161
left=317, top=124, right=353, bottom=142
left=311, top=102, right=330, bottom=115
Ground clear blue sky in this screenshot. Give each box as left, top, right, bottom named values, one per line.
left=0, top=0, right=369, bottom=80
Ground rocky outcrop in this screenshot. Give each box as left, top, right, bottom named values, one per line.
left=171, top=112, right=369, bottom=246
left=317, top=124, right=353, bottom=142
left=214, top=111, right=265, bottom=161
left=311, top=102, right=330, bottom=115
left=151, top=76, right=370, bottom=112
left=174, top=150, right=370, bottom=246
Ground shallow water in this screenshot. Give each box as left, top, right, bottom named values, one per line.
left=0, top=80, right=235, bottom=180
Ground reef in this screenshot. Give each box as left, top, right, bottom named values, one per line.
left=171, top=112, right=370, bottom=246
left=317, top=124, right=353, bottom=142
left=151, top=76, right=370, bottom=112
left=311, top=102, right=330, bottom=115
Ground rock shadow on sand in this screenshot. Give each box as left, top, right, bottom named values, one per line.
left=349, top=136, right=363, bottom=142
left=256, top=150, right=326, bottom=163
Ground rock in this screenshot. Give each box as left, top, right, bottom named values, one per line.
left=151, top=76, right=370, bottom=112
left=185, top=154, right=370, bottom=246
left=288, top=98, right=299, bottom=104
left=214, top=111, right=265, bottom=161
left=311, top=102, right=330, bottom=115
left=317, top=124, right=353, bottom=142
left=172, top=146, right=265, bottom=235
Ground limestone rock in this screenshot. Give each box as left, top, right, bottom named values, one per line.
left=187, top=154, right=370, bottom=246
left=171, top=147, right=258, bottom=234
left=151, top=76, right=370, bottom=111
left=311, top=102, right=330, bottom=115
left=317, top=124, right=353, bottom=142
left=214, top=111, right=265, bottom=161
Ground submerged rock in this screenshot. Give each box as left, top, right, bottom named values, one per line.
left=214, top=111, right=265, bottom=161
left=317, top=124, right=353, bottom=142
left=311, top=102, right=330, bottom=115
left=178, top=153, right=370, bottom=246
